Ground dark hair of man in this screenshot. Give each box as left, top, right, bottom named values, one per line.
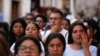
left=26, top=13, right=33, bottom=16
left=50, top=9, right=64, bottom=18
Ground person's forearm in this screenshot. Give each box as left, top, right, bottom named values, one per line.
left=84, top=48, right=91, bottom=56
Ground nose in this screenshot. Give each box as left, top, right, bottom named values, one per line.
left=28, top=29, right=32, bottom=33
left=77, top=31, right=80, bottom=35
left=26, top=48, right=31, bottom=52
left=77, top=31, right=82, bottom=36
left=17, top=27, right=21, bottom=31
left=53, top=46, right=58, bottom=51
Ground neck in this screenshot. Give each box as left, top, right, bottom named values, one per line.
left=70, top=43, right=82, bottom=50
left=15, top=36, right=19, bottom=40
left=51, top=26, right=62, bottom=33
left=34, top=36, right=40, bottom=40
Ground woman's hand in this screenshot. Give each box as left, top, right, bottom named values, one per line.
left=81, top=33, right=92, bottom=56
left=81, top=33, right=92, bottom=49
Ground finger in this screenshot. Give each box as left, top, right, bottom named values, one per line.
left=81, top=34, right=84, bottom=41
left=88, top=39, right=93, bottom=45
left=81, top=33, right=85, bottom=39
left=81, top=34, right=86, bottom=43
left=84, top=34, right=88, bottom=40
left=81, top=33, right=88, bottom=43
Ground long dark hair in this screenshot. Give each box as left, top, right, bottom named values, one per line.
left=83, top=19, right=100, bottom=46
left=9, top=18, right=27, bottom=46
left=68, top=21, right=87, bottom=44
left=0, top=30, right=13, bottom=56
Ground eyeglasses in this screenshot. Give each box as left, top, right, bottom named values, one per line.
left=18, top=45, right=38, bottom=52
left=49, top=17, right=61, bottom=20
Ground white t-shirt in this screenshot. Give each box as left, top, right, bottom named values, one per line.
left=41, top=29, right=69, bottom=43
left=63, top=44, right=97, bottom=56
left=10, top=42, right=15, bottom=54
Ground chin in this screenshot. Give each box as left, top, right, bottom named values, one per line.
left=76, top=42, right=81, bottom=44
left=51, top=53, right=59, bottom=56
left=25, top=54, right=31, bottom=56
left=75, top=40, right=81, bottom=44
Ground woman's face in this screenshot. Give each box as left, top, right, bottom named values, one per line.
left=35, top=17, right=45, bottom=29
left=17, top=40, right=40, bottom=56
left=13, top=22, right=24, bottom=36
left=72, top=25, right=86, bottom=44
left=62, top=20, right=70, bottom=30
left=25, top=23, right=39, bottom=38
left=25, top=15, right=33, bottom=24
left=48, top=38, right=64, bottom=56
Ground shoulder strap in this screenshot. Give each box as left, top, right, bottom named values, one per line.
left=65, top=32, right=68, bottom=38
left=43, top=30, right=47, bottom=36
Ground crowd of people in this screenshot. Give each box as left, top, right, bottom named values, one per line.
left=0, top=9, right=100, bottom=56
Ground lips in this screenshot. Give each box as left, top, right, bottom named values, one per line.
left=24, top=53, right=32, bottom=56
left=51, top=53, right=58, bottom=55
left=25, top=54, right=31, bottom=56
left=27, top=34, right=33, bottom=36
left=76, top=36, right=82, bottom=40
left=16, top=32, right=23, bottom=35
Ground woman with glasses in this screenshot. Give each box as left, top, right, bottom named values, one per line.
left=25, top=22, right=45, bottom=56
left=14, top=36, right=42, bottom=56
